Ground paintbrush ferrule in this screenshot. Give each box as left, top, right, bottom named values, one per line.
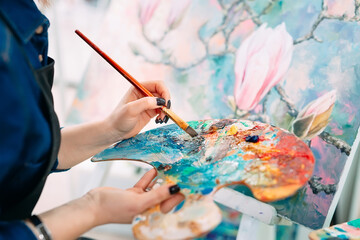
left=161, top=107, right=198, bottom=137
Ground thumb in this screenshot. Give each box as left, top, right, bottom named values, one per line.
left=140, top=184, right=181, bottom=211
left=126, top=97, right=166, bottom=116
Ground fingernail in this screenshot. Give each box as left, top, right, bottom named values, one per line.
left=163, top=115, right=169, bottom=123
left=245, top=135, right=259, bottom=143
left=155, top=118, right=159, bottom=124
left=167, top=100, right=171, bottom=109
left=157, top=98, right=166, bottom=106
left=169, top=184, right=180, bottom=194
left=158, top=118, right=163, bottom=124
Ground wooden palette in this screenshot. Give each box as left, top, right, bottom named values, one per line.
left=92, top=119, right=315, bottom=239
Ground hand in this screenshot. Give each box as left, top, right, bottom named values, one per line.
left=106, top=80, right=171, bottom=140
left=88, top=168, right=184, bottom=225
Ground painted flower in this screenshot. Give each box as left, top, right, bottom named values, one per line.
left=291, top=90, right=337, bottom=140
left=234, top=23, right=293, bottom=111
left=139, top=0, right=161, bottom=25
left=167, top=0, right=191, bottom=29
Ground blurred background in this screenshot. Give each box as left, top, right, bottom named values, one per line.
left=33, top=0, right=360, bottom=239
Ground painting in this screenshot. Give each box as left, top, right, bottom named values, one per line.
left=67, top=0, right=360, bottom=232
left=92, top=119, right=315, bottom=239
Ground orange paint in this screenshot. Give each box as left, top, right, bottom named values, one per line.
left=242, top=153, right=256, bottom=161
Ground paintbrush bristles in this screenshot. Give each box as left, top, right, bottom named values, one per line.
left=185, top=126, right=199, bottom=137
left=161, top=108, right=198, bottom=137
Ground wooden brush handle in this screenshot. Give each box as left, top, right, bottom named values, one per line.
left=75, top=30, right=195, bottom=136
left=75, top=30, right=153, bottom=97
left=161, top=108, right=189, bottom=130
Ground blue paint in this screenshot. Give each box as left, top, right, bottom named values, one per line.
left=334, top=227, right=347, bottom=233
left=201, top=188, right=213, bottom=195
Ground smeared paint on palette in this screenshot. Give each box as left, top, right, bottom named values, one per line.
left=92, top=119, right=315, bottom=239
left=309, top=218, right=360, bottom=240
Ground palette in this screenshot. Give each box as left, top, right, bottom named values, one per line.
left=309, top=218, right=360, bottom=240
left=92, top=119, right=315, bottom=239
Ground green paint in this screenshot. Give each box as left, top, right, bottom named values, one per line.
left=182, top=165, right=197, bottom=175
left=200, top=121, right=211, bottom=129
left=348, top=218, right=360, bottom=228
left=241, top=121, right=250, bottom=127
left=189, top=121, right=201, bottom=129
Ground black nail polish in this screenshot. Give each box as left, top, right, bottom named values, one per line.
left=169, top=184, right=180, bottom=194
left=158, top=119, right=163, bottom=124
left=245, top=135, right=259, bottom=143
left=163, top=115, right=169, bottom=123
left=167, top=100, right=171, bottom=109
left=155, top=118, right=159, bottom=124
left=157, top=98, right=166, bottom=106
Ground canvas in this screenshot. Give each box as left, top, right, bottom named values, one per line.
left=67, top=0, right=360, bottom=230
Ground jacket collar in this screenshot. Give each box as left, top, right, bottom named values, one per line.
left=0, top=0, right=49, bottom=44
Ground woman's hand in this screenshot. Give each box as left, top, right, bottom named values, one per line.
left=88, top=168, right=184, bottom=224
left=106, top=80, right=171, bottom=141
left=58, top=80, right=172, bottom=169
left=36, top=169, right=184, bottom=239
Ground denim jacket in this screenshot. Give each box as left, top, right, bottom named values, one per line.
left=0, top=0, right=59, bottom=238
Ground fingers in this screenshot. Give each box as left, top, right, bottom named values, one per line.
left=146, top=178, right=158, bottom=190
left=160, top=193, right=185, bottom=213
left=139, top=184, right=181, bottom=212
left=126, top=80, right=172, bottom=124
left=141, top=81, right=171, bottom=123
left=125, top=96, right=166, bottom=117
left=141, top=80, right=170, bottom=102
left=155, top=99, right=171, bottom=124
left=133, top=168, right=157, bottom=191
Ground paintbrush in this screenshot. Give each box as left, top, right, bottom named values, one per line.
left=75, top=30, right=198, bottom=138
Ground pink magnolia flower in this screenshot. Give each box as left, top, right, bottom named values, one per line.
left=234, top=23, right=293, bottom=111
left=167, top=0, right=191, bottom=29
left=139, top=0, right=161, bottom=25
left=291, top=90, right=337, bottom=140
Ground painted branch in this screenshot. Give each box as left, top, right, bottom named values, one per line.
left=308, top=175, right=337, bottom=195
left=275, top=85, right=299, bottom=117
left=140, top=24, right=209, bottom=70
left=294, top=0, right=360, bottom=45
left=293, top=13, right=325, bottom=44
left=319, top=132, right=351, bottom=156
left=242, top=2, right=263, bottom=26
left=356, top=0, right=360, bottom=15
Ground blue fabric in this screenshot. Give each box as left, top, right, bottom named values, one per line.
left=0, top=0, right=60, bottom=238
left=0, top=221, right=36, bottom=240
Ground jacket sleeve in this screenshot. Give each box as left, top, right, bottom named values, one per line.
left=0, top=221, right=37, bottom=240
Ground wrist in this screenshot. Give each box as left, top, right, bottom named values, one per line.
left=103, top=116, right=126, bottom=144
left=24, top=219, right=46, bottom=240
left=84, top=118, right=123, bottom=148
left=27, top=215, right=52, bottom=240
left=84, top=189, right=107, bottom=226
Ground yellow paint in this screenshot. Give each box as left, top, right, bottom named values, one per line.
left=165, top=176, right=177, bottom=185
left=227, top=125, right=238, bottom=135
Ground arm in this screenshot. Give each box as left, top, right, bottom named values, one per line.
left=25, top=169, right=184, bottom=239
left=57, top=80, right=170, bottom=169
